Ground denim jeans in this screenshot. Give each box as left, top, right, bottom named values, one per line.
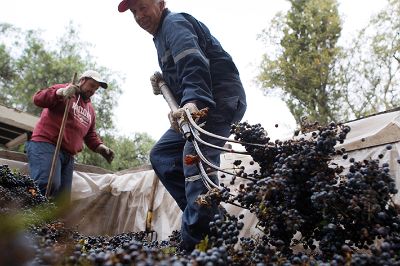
left=25, top=141, right=74, bottom=201
left=150, top=93, right=246, bottom=251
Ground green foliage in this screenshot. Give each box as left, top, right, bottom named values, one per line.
left=258, top=0, right=400, bottom=125
left=76, top=133, right=155, bottom=172
left=196, top=235, right=210, bottom=252
left=0, top=22, right=155, bottom=171
left=0, top=22, right=119, bottom=162
left=0, top=204, right=58, bottom=236
left=258, top=0, right=342, bottom=125
left=161, top=246, right=177, bottom=255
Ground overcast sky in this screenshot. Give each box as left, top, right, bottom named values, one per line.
left=0, top=0, right=387, bottom=140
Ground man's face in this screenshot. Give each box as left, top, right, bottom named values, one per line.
left=80, top=78, right=100, bottom=99
left=129, top=0, right=165, bottom=35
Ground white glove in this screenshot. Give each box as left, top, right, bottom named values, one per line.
left=150, top=72, right=163, bottom=95
left=96, top=144, right=115, bottom=164
left=56, top=84, right=80, bottom=98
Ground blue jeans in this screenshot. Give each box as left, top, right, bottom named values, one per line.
left=25, top=141, right=74, bottom=201
left=150, top=93, right=246, bottom=251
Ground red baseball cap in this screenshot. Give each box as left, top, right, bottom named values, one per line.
left=118, top=0, right=131, bottom=13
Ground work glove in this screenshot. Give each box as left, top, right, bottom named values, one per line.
left=150, top=72, right=163, bottom=95
left=56, top=84, right=80, bottom=98
left=168, top=111, right=180, bottom=132
left=169, top=102, right=199, bottom=133
left=96, top=144, right=115, bottom=164
left=171, top=102, right=199, bottom=120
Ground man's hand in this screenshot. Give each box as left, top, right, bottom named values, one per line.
left=168, top=102, right=199, bottom=133
left=168, top=111, right=180, bottom=132
left=96, top=144, right=115, bottom=164
left=150, top=72, right=163, bottom=95
left=56, top=84, right=80, bottom=98
left=171, top=102, right=199, bottom=120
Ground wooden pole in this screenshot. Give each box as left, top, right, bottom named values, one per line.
left=145, top=175, right=159, bottom=238
left=45, top=72, right=77, bottom=199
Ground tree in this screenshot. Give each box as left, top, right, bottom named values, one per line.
left=257, top=0, right=342, bottom=125
left=258, top=0, right=400, bottom=126
left=0, top=22, right=155, bottom=170
left=335, top=0, right=400, bottom=120
left=0, top=24, right=18, bottom=105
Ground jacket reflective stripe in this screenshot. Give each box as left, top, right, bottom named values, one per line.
left=161, top=48, right=210, bottom=66
left=185, top=171, right=217, bottom=182
left=174, top=48, right=209, bottom=66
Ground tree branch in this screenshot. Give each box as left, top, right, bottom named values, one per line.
left=394, top=54, right=400, bottom=64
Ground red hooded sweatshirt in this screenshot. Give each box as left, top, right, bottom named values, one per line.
left=31, top=83, right=103, bottom=155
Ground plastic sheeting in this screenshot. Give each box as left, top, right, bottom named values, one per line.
left=337, top=110, right=400, bottom=152
left=66, top=170, right=182, bottom=240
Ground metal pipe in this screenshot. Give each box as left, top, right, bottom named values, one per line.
left=185, top=108, right=268, bottom=148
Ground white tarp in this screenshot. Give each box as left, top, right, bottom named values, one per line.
left=337, top=110, right=400, bottom=152
left=66, top=170, right=182, bottom=240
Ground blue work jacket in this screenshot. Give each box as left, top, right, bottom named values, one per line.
left=153, top=9, right=245, bottom=110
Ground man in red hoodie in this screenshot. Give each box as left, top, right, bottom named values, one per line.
left=25, top=70, right=115, bottom=200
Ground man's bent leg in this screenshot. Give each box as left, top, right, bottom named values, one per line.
left=150, top=129, right=188, bottom=211
left=181, top=173, right=221, bottom=251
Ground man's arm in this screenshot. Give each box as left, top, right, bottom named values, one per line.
left=163, top=16, right=215, bottom=108
left=33, top=83, right=71, bottom=108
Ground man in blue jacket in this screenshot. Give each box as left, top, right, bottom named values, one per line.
left=118, top=0, right=247, bottom=251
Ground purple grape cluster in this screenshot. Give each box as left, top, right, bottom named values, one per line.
left=229, top=121, right=400, bottom=262
left=0, top=164, right=47, bottom=211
